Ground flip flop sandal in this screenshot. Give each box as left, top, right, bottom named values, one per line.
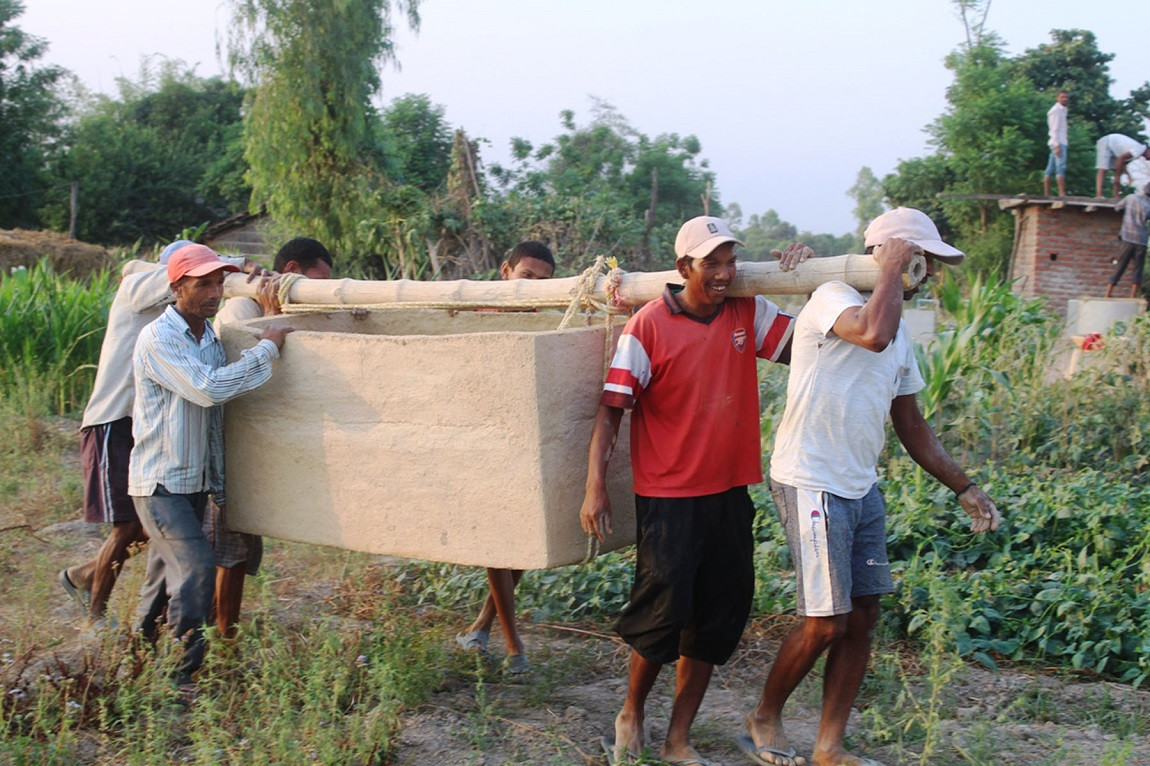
left=735, top=733, right=803, bottom=765
left=454, top=629, right=489, bottom=652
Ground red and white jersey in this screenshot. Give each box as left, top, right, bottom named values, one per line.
left=602, top=285, right=794, bottom=498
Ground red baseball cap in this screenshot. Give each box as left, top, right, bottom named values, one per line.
left=167, top=244, right=240, bottom=282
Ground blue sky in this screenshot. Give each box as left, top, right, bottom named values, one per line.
left=20, top=0, right=1150, bottom=235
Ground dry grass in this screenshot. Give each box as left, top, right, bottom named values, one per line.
left=0, top=229, right=115, bottom=280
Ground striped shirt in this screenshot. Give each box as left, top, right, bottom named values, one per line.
left=82, top=255, right=245, bottom=429
left=129, top=305, right=279, bottom=504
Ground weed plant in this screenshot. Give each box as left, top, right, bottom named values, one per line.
left=0, top=263, right=114, bottom=417
left=0, top=576, right=445, bottom=764
left=397, top=548, right=638, bottom=624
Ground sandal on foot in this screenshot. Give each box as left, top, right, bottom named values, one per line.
left=454, top=629, right=488, bottom=652
left=502, top=653, right=530, bottom=675
left=58, top=569, right=91, bottom=612
left=600, top=734, right=640, bottom=765
left=736, top=733, right=804, bottom=765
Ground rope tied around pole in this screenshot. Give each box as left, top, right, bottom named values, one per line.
left=276, top=272, right=306, bottom=309
left=557, top=255, right=629, bottom=564
left=556, top=255, right=628, bottom=330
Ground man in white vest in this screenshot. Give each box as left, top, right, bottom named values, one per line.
left=739, top=208, right=1001, bottom=766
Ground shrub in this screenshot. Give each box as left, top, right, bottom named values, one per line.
left=0, top=262, right=113, bottom=416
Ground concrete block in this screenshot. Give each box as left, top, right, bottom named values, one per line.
left=219, top=310, right=635, bottom=569
left=904, top=306, right=938, bottom=347
left=1065, top=298, right=1147, bottom=336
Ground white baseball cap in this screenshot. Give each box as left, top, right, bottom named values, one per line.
left=674, top=216, right=744, bottom=259
left=864, top=207, right=965, bottom=265
left=158, top=239, right=195, bottom=265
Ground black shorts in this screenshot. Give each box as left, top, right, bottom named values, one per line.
left=615, top=486, right=756, bottom=666
left=81, top=418, right=138, bottom=524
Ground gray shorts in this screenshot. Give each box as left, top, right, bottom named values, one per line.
left=204, top=500, right=263, bottom=575
left=771, top=482, right=893, bottom=617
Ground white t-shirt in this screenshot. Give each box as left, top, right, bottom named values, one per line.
left=1047, top=102, right=1067, bottom=148
left=770, top=281, right=924, bottom=499
left=1097, top=134, right=1148, bottom=168
left=214, top=296, right=264, bottom=326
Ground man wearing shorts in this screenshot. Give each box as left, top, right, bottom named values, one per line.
left=581, top=216, right=810, bottom=765
left=739, top=208, right=1001, bottom=766
left=1095, top=133, right=1150, bottom=199
left=209, top=236, right=335, bottom=637
left=61, top=241, right=263, bottom=630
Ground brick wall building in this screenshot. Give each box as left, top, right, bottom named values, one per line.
left=1003, top=197, right=1122, bottom=317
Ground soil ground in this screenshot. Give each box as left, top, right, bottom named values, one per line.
left=3, top=423, right=1149, bottom=765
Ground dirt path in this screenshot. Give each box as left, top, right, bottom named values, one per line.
left=386, top=616, right=1150, bottom=765
left=12, top=520, right=1150, bottom=765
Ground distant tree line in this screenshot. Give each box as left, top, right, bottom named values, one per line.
left=2, top=0, right=1147, bottom=280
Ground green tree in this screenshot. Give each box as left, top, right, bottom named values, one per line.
left=487, top=102, right=716, bottom=271
left=41, top=63, right=248, bottom=245
left=379, top=93, right=453, bottom=194
left=736, top=209, right=796, bottom=260
left=1011, top=29, right=1150, bottom=197
left=1012, top=29, right=1150, bottom=140
left=0, top=0, right=66, bottom=229
left=846, top=166, right=885, bottom=250
left=882, top=154, right=956, bottom=240
left=882, top=15, right=1148, bottom=277
left=734, top=208, right=853, bottom=260
left=930, top=42, right=1048, bottom=274
left=229, top=0, right=420, bottom=276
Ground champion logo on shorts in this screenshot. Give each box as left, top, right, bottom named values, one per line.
left=808, top=508, right=822, bottom=556
left=732, top=327, right=747, bottom=352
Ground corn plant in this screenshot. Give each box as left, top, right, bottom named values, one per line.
left=0, top=263, right=114, bottom=416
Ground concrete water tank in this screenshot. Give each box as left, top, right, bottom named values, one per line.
left=219, top=309, right=635, bottom=569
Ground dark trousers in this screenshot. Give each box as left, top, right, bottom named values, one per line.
left=1110, top=240, right=1147, bottom=289
left=133, top=486, right=213, bottom=684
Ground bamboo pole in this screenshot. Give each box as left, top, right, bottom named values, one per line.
left=121, top=253, right=926, bottom=309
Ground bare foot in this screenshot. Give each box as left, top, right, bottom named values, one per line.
left=662, top=743, right=710, bottom=765
left=745, top=712, right=806, bottom=766
left=613, top=709, right=644, bottom=759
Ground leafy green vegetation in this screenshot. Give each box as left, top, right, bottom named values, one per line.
left=0, top=262, right=113, bottom=417
left=883, top=18, right=1150, bottom=276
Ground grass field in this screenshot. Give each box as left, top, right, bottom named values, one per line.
left=1, top=265, right=1148, bottom=764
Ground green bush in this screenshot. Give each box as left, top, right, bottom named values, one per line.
left=755, top=282, right=1150, bottom=685
left=882, top=462, right=1150, bottom=685
left=0, top=262, right=113, bottom=416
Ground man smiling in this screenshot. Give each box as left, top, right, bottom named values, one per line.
left=581, top=216, right=810, bottom=765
